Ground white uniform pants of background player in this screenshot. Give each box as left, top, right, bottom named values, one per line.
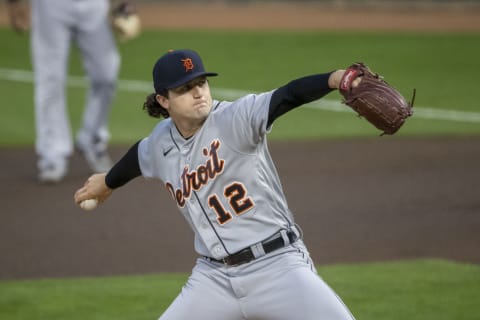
left=31, top=0, right=120, bottom=171
left=159, top=241, right=355, bottom=320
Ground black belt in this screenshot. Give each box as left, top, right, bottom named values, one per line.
left=207, top=230, right=298, bottom=267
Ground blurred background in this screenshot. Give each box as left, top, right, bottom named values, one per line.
left=0, top=1, right=479, bottom=319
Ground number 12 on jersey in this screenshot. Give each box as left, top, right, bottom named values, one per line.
left=208, top=182, right=255, bottom=225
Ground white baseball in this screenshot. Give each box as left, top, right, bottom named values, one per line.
left=80, top=199, right=98, bottom=211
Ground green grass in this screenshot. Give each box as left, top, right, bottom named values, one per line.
left=322, top=259, right=480, bottom=320
left=1, top=29, right=480, bottom=146
left=0, top=273, right=186, bottom=320
left=0, top=259, right=478, bottom=320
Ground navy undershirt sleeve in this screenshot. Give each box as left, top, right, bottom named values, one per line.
left=268, top=72, right=334, bottom=127
left=105, top=140, right=142, bottom=189
left=104, top=73, right=333, bottom=188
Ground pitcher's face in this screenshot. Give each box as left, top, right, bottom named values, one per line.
left=158, top=76, right=213, bottom=127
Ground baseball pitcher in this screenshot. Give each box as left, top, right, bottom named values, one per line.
left=74, top=49, right=412, bottom=319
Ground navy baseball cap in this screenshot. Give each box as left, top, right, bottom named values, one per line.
left=153, top=49, right=218, bottom=93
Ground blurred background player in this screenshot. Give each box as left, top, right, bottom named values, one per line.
left=7, top=0, right=122, bottom=183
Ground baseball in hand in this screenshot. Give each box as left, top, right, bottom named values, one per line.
left=80, top=199, right=98, bottom=211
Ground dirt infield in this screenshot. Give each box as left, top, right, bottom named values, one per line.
left=2, top=2, right=480, bottom=31
left=1, top=137, right=479, bottom=279
left=1, top=3, right=480, bottom=280
left=135, top=2, right=480, bottom=32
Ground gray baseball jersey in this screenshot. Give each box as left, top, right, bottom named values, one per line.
left=138, top=90, right=355, bottom=320
left=139, top=91, right=297, bottom=259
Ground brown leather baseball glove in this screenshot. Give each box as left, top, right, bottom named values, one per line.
left=339, top=63, right=415, bottom=135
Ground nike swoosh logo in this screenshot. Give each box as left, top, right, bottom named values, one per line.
left=163, top=146, right=174, bottom=156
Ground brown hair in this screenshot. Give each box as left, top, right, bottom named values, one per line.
left=143, top=92, right=170, bottom=119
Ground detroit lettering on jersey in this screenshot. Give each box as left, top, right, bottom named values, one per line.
left=165, top=139, right=224, bottom=208
left=164, top=138, right=256, bottom=225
